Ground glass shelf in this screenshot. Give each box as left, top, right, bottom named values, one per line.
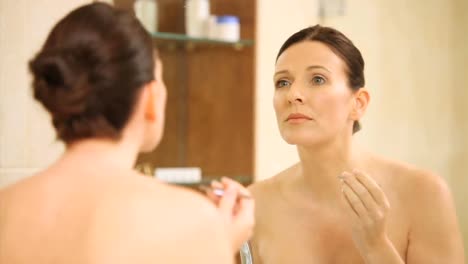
left=150, top=32, right=254, bottom=48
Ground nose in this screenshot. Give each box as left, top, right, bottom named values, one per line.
left=287, top=84, right=305, bottom=104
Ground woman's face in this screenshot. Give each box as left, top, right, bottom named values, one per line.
left=273, top=41, right=358, bottom=147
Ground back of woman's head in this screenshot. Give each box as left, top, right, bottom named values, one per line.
left=276, top=25, right=365, bottom=133
left=30, top=3, right=156, bottom=143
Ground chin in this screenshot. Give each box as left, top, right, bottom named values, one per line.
left=281, top=129, right=325, bottom=146
left=282, top=136, right=322, bottom=146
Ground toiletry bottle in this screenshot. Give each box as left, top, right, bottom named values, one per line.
left=185, top=0, right=210, bottom=37
left=134, top=0, right=158, bottom=33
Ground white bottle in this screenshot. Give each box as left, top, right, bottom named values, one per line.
left=215, top=16, right=240, bottom=42
left=185, top=0, right=210, bottom=37
left=134, top=0, right=158, bottom=33
left=207, top=15, right=218, bottom=39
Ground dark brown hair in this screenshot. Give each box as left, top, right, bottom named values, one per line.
left=276, top=25, right=365, bottom=133
left=29, top=3, right=156, bottom=143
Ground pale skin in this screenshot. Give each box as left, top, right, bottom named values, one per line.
left=0, top=59, right=254, bottom=264
left=248, top=41, right=464, bottom=263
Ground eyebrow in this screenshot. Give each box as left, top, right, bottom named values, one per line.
left=274, top=65, right=331, bottom=78
left=306, top=65, right=331, bottom=72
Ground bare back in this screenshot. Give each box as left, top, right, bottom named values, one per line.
left=249, top=153, right=464, bottom=263
left=0, top=164, right=233, bottom=264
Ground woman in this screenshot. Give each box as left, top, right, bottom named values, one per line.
left=0, top=3, right=254, bottom=264
left=249, top=25, right=464, bottom=263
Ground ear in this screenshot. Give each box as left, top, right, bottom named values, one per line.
left=351, top=88, right=370, bottom=120
left=144, top=81, right=157, bottom=121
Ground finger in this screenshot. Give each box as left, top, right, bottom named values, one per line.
left=342, top=191, right=359, bottom=223
left=205, top=190, right=221, bottom=203
left=341, top=172, right=378, bottom=212
left=218, top=184, right=237, bottom=216
left=221, top=177, right=247, bottom=193
left=353, top=169, right=390, bottom=209
left=236, top=193, right=255, bottom=220
left=211, top=180, right=224, bottom=190
left=199, top=185, right=219, bottom=200
left=220, top=177, right=252, bottom=199
left=342, top=182, right=368, bottom=220
left=209, top=180, right=225, bottom=201
left=235, top=197, right=255, bottom=238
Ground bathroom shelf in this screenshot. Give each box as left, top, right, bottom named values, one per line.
left=135, top=163, right=252, bottom=186
left=175, top=175, right=253, bottom=187
left=151, top=32, right=254, bottom=48
left=119, top=0, right=256, bottom=187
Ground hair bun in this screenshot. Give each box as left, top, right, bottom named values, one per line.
left=28, top=3, right=155, bottom=143
left=30, top=50, right=72, bottom=90
left=30, top=50, right=89, bottom=119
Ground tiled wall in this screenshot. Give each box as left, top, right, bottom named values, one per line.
left=254, top=0, right=319, bottom=179
left=0, top=0, right=91, bottom=187
left=451, top=0, right=468, bottom=253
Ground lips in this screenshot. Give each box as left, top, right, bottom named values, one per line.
left=286, top=113, right=313, bottom=121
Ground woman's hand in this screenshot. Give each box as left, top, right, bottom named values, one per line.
left=204, top=177, right=255, bottom=252
left=340, top=170, right=403, bottom=263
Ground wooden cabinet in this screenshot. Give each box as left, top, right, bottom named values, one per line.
left=114, top=0, right=256, bottom=185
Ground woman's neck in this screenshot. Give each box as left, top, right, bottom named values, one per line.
left=293, top=136, right=361, bottom=204
left=61, top=136, right=140, bottom=172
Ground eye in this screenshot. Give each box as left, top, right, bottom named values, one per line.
left=275, top=79, right=291, bottom=89
left=312, top=76, right=326, bottom=85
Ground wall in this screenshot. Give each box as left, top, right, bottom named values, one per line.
left=325, top=0, right=455, bottom=178
left=451, top=0, right=468, bottom=253
left=255, top=0, right=319, bottom=179
left=0, top=0, right=91, bottom=187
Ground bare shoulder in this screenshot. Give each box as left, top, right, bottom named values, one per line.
left=368, top=154, right=451, bottom=201
left=248, top=163, right=298, bottom=200
left=369, top=156, right=464, bottom=263
left=0, top=170, right=43, bottom=197
left=0, top=170, right=52, bottom=212
left=247, top=164, right=299, bottom=227
left=88, top=173, right=233, bottom=264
